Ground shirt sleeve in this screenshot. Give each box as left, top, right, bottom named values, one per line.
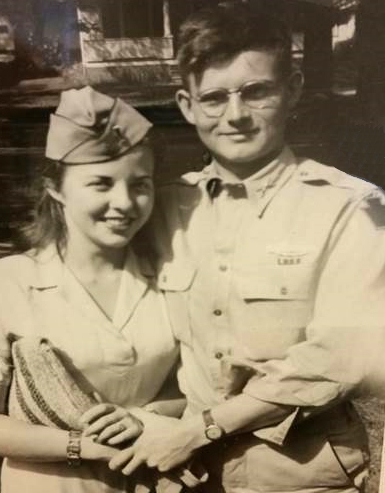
left=243, top=190, right=385, bottom=408
left=0, top=260, right=24, bottom=415
left=0, top=303, right=12, bottom=414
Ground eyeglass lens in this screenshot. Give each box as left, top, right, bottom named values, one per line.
left=196, top=81, right=279, bottom=116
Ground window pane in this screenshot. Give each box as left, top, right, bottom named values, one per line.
left=101, top=0, right=163, bottom=38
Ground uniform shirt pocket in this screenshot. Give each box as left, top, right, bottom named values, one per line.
left=237, top=257, right=317, bottom=303
left=235, top=262, right=317, bottom=360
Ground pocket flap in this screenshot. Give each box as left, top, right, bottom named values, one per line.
left=238, top=266, right=314, bottom=300
left=157, top=261, right=196, bottom=292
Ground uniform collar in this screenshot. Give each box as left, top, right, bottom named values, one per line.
left=175, top=147, right=298, bottom=220
left=180, top=147, right=352, bottom=191
left=182, top=146, right=298, bottom=190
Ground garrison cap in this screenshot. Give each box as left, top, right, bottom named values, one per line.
left=45, top=86, right=153, bottom=164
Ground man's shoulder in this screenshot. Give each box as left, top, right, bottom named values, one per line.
left=156, top=169, right=205, bottom=206
left=295, top=158, right=378, bottom=197
left=158, top=169, right=205, bottom=190
left=294, top=158, right=385, bottom=228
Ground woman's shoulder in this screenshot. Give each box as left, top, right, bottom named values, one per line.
left=0, top=247, right=56, bottom=286
left=0, top=251, right=37, bottom=282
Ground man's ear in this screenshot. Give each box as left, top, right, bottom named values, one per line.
left=286, top=70, right=304, bottom=110
left=175, top=89, right=197, bottom=125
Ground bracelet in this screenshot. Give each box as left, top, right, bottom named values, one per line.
left=67, top=430, right=82, bottom=467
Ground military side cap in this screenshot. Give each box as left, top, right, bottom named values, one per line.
left=45, top=86, right=153, bottom=164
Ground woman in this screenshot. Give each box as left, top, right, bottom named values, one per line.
left=0, top=86, right=182, bottom=493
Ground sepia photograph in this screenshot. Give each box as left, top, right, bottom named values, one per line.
left=0, top=1, right=385, bottom=492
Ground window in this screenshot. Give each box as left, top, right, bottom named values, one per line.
left=101, top=0, right=163, bottom=38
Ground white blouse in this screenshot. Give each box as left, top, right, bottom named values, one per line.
left=0, top=245, right=178, bottom=493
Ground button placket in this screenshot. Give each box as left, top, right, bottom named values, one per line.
left=209, top=346, right=232, bottom=392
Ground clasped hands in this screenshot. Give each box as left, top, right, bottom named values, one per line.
left=79, top=403, right=203, bottom=475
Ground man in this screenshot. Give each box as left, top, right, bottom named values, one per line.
left=109, top=4, right=385, bottom=492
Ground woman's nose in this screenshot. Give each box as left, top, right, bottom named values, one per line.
left=110, top=182, right=132, bottom=210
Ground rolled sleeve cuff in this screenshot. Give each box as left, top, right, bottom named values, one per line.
left=252, top=407, right=300, bottom=446
left=242, top=357, right=353, bottom=408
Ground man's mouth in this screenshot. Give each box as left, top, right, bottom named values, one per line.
left=222, top=129, right=260, bottom=140
left=222, top=128, right=260, bottom=136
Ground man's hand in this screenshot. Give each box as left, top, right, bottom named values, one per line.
left=79, top=403, right=143, bottom=446
left=108, top=412, right=207, bottom=475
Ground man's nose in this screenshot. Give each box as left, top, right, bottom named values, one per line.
left=224, top=92, right=251, bottom=123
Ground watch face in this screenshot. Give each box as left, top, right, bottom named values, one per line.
left=205, top=424, right=223, bottom=440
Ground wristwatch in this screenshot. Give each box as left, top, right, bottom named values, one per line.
left=202, top=409, right=225, bottom=441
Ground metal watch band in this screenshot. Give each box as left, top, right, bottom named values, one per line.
left=67, top=429, right=82, bottom=467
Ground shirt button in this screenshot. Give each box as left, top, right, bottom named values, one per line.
left=215, top=351, right=223, bottom=359
left=219, top=265, right=228, bottom=272
left=281, top=287, right=288, bottom=295
left=213, top=309, right=222, bottom=316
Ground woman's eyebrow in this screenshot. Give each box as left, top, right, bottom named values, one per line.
left=131, top=173, right=153, bottom=180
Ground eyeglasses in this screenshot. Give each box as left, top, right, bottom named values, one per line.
left=191, top=80, right=281, bottom=118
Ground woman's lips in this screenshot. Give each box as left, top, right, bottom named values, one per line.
left=103, top=217, right=134, bottom=229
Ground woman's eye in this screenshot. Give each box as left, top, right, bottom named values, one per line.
left=88, top=179, right=111, bottom=190
left=132, top=181, right=152, bottom=193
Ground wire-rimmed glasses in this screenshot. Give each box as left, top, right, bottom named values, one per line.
left=190, top=80, right=281, bottom=118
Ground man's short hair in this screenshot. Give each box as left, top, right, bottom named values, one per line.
left=177, top=2, right=293, bottom=87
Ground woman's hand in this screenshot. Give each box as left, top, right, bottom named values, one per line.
left=108, top=412, right=207, bottom=475
left=79, top=403, right=143, bottom=446
left=81, top=434, right=119, bottom=462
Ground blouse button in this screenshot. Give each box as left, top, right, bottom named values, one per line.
left=213, top=309, right=222, bottom=316
left=126, top=348, right=137, bottom=366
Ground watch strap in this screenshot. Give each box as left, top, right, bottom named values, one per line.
left=202, top=409, right=225, bottom=440
left=202, top=408, right=215, bottom=427
left=67, top=429, right=82, bottom=467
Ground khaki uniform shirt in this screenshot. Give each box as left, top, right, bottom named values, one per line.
left=0, top=246, right=178, bottom=493
left=152, top=147, right=385, bottom=492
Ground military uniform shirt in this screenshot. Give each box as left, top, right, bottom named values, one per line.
left=150, top=147, right=385, bottom=491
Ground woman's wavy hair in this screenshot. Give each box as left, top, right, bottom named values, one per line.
left=19, top=158, right=68, bottom=256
